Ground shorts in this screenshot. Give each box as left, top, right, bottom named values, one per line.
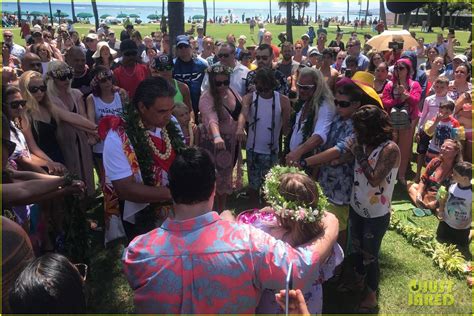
left=436, top=221, right=470, bottom=248
left=416, top=130, right=432, bottom=154
left=93, top=152, right=103, bottom=159
left=247, top=150, right=278, bottom=191
left=326, top=203, right=349, bottom=231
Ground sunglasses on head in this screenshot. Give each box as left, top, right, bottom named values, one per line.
left=74, top=263, right=88, bottom=282
left=9, top=100, right=27, bottom=109
left=2, top=138, right=16, bottom=157
left=334, top=99, right=352, bottom=108
left=218, top=53, right=230, bottom=58
left=255, top=55, right=270, bottom=61
left=123, top=50, right=138, bottom=57
left=28, top=85, right=47, bottom=93
left=297, top=83, right=315, bottom=91
left=215, top=80, right=230, bottom=87
left=54, top=73, right=73, bottom=81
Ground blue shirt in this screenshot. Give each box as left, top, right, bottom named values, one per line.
left=318, top=115, right=355, bottom=205
left=341, top=53, right=370, bottom=71
left=173, top=57, right=208, bottom=113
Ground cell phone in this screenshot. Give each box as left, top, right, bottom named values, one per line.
left=285, top=262, right=294, bottom=316
left=345, top=69, right=352, bottom=78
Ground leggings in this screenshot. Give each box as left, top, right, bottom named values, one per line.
left=349, top=207, right=390, bottom=291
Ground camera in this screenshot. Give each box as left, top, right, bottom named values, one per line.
left=388, top=41, right=404, bottom=50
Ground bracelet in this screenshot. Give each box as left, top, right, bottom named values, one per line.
left=213, top=135, right=222, bottom=140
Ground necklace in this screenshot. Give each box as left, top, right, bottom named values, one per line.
left=123, top=64, right=137, bottom=77
left=138, top=120, right=172, bottom=160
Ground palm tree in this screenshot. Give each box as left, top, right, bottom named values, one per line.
left=91, top=0, right=99, bottom=30
left=346, top=0, right=350, bottom=23
left=365, top=0, right=369, bottom=24
left=203, top=0, right=208, bottom=35
left=314, top=0, right=317, bottom=22
left=301, top=0, right=310, bottom=24
left=379, top=0, right=387, bottom=30
left=278, top=0, right=293, bottom=43
left=48, top=0, right=54, bottom=26
left=168, top=0, right=185, bottom=50
left=269, top=0, right=273, bottom=23
left=71, top=0, right=77, bottom=23
left=16, top=0, right=22, bottom=27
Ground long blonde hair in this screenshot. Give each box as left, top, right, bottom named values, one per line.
left=19, top=70, right=59, bottom=131
left=298, top=67, right=335, bottom=126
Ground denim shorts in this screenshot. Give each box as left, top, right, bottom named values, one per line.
left=246, top=150, right=278, bottom=191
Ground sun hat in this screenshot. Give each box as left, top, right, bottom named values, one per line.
left=349, top=71, right=384, bottom=108
left=92, top=41, right=117, bottom=59
left=301, top=33, right=310, bottom=39
left=86, top=33, right=98, bottom=40
left=453, top=54, right=468, bottom=63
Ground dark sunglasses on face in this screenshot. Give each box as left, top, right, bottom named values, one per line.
left=4, top=34, right=12, bottom=38
left=297, top=83, right=315, bottom=91
left=2, top=138, right=16, bottom=157
left=334, top=99, right=352, bottom=108
left=99, top=76, right=113, bottom=83
left=123, top=50, right=138, bottom=57
left=55, top=73, right=73, bottom=81
left=218, top=53, right=230, bottom=58
left=9, top=100, right=27, bottom=109
left=28, top=85, right=47, bottom=93
left=215, top=80, right=230, bottom=87
left=256, top=55, right=270, bottom=61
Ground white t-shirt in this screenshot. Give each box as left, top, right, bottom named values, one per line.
left=92, top=92, right=123, bottom=153
left=417, top=94, right=453, bottom=131
left=444, top=183, right=472, bottom=230
left=289, top=99, right=335, bottom=151
left=200, top=61, right=249, bottom=96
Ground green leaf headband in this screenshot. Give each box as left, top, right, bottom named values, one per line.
left=263, top=165, right=327, bottom=223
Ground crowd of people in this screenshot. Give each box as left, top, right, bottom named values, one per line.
left=2, top=18, right=473, bottom=314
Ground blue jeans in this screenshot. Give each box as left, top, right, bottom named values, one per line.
left=349, top=207, right=390, bottom=291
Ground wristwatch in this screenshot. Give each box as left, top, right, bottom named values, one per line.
left=299, top=159, right=307, bottom=168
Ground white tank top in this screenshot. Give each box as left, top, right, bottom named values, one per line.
left=93, top=92, right=123, bottom=153
left=350, top=141, right=399, bottom=218
left=246, top=91, right=282, bottom=155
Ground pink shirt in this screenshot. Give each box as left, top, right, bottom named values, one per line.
left=382, top=79, right=422, bottom=120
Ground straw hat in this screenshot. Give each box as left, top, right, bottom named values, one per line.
left=351, top=71, right=383, bottom=108
left=92, top=41, right=117, bottom=59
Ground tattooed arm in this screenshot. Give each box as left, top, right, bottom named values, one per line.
left=354, top=142, right=400, bottom=187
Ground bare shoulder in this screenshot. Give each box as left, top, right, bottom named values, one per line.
left=381, top=141, right=401, bottom=165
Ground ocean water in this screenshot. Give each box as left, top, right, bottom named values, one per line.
left=2, top=1, right=377, bottom=23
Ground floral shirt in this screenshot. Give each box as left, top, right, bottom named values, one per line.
left=318, top=115, right=355, bottom=205
left=122, top=212, right=323, bottom=314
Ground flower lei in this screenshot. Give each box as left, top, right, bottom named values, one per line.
left=138, top=119, right=173, bottom=160
left=263, top=165, right=327, bottom=223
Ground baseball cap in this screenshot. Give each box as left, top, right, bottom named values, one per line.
left=308, top=47, right=321, bottom=57
left=176, top=35, right=190, bottom=47
left=86, top=33, right=98, bottom=40
left=151, top=54, right=174, bottom=69
left=453, top=54, right=468, bottom=63
left=197, top=24, right=204, bottom=29
left=239, top=35, right=247, bottom=41
left=301, top=34, right=310, bottom=39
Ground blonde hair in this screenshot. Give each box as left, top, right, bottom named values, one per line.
left=278, top=173, right=323, bottom=246
left=18, top=70, right=59, bottom=132
left=298, top=67, right=335, bottom=127
left=172, top=102, right=189, bottom=116
left=45, top=60, right=72, bottom=96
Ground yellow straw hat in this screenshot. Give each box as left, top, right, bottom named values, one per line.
left=351, top=71, right=384, bottom=109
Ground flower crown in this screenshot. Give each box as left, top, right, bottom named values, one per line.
left=263, top=165, right=327, bottom=223
left=95, top=69, right=113, bottom=80
left=207, top=64, right=233, bottom=75
left=47, top=66, right=73, bottom=79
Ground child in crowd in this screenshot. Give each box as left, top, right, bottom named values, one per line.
left=424, top=100, right=462, bottom=162
left=437, top=161, right=472, bottom=248
left=237, top=166, right=343, bottom=315
left=172, top=102, right=199, bottom=146
left=415, top=76, right=453, bottom=182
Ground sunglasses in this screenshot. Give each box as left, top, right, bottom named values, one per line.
left=99, top=76, right=113, bottom=83
left=218, top=53, right=230, bottom=58
left=295, top=47, right=302, bottom=50
left=123, top=50, right=138, bottom=57
left=255, top=55, right=270, bottom=61
left=297, top=83, right=315, bottom=91
left=74, top=263, right=88, bottom=282
left=3, top=34, right=12, bottom=38
left=215, top=80, right=230, bottom=87
left=9, top=100, right=27, bottom=109
left=395, top=66, right=406, bottom=71
left=54, top=73, right=73, bottom=81
left=334, top=99, right=352, bottom=108
left=28, top=85, right=47, bottom=93
left=2, top=138, right=16, bottom=157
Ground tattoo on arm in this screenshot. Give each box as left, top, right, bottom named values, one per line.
left=359, top=143, right=400, bottom=187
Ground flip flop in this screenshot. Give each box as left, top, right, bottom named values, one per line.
left=413, top=208, right=426, bottom=217
left=423, top=209, right=432, bottom=216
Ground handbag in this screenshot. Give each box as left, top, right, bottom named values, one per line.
left=390, top=103, right=411, bottom=129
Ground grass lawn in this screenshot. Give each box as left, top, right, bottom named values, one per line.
left=5, top=22, right=472, bottom=53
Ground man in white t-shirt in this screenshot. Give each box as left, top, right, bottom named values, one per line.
left=102, top=77, right=184, bottom=243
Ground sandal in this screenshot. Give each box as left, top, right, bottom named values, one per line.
left=413, top=207, right=426, bottom=217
